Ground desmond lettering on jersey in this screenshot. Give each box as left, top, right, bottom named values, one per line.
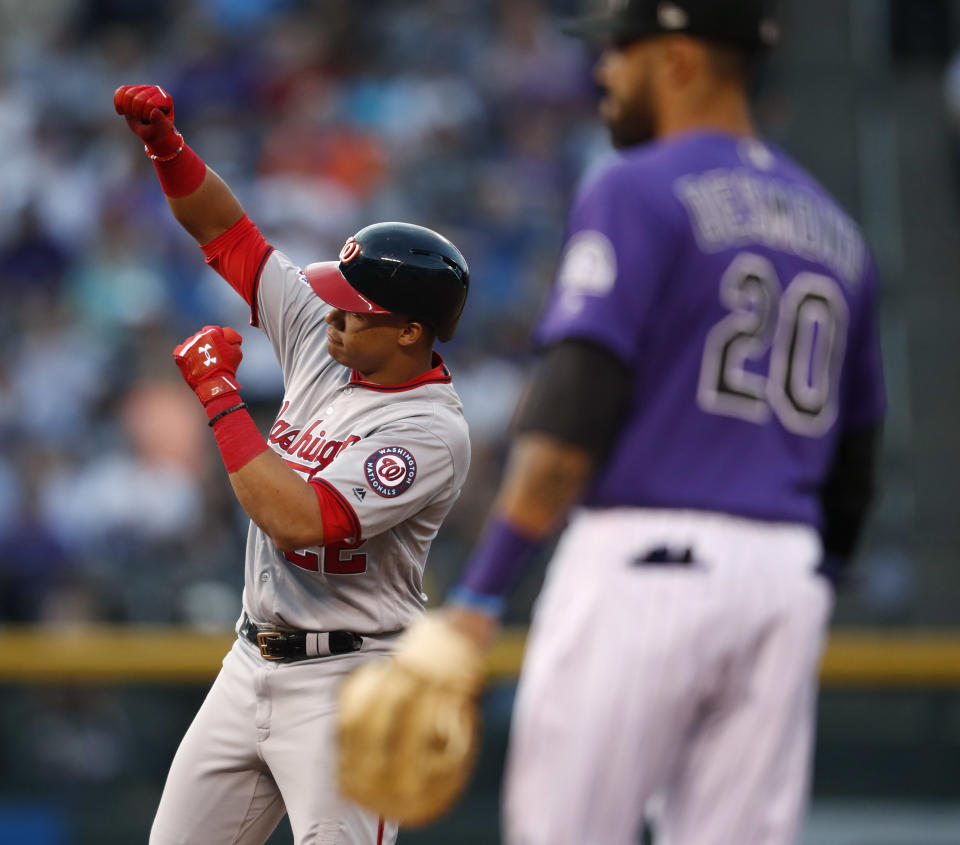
left=364, top=447, right=417, bottom=498
left=674, top=168, right=866, bottom=288
left=268, top=405, right=362, bottom=472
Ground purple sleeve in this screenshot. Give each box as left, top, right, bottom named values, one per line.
left=841, top=259, right=886, bottom=429
left=449, top=518, right=542, bottom=617
left=534, top=162, right=674, bottom=364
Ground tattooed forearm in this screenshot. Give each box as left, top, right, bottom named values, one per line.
left=494, top=433, right=594, bottom=537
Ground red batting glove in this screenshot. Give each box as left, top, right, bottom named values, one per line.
left=173, top=326, right=244, bottom=406
left=114, top=84, right=183, bottom=160
left=174, top=326, right=267, bottom=471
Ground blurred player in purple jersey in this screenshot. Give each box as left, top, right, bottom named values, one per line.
left=421, top=0, right=883, bottom=843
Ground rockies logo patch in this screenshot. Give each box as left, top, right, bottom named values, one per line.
left=364, top=447, right=417, bottom=498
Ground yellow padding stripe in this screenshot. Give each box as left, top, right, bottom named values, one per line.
left=487, top=630, right=960, bottom=687
left=0, top=627, right=957, bottom=686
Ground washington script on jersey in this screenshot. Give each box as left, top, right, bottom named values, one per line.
left=268, top=401, right=362, bottom=474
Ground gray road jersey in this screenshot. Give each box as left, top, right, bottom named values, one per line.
left=240, top=250, right=470, bottom=633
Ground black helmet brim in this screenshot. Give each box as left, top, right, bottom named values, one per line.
left=303, top=261, right=391, bottom=315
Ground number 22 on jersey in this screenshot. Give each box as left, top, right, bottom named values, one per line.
left=284, top=540, right=367, bottom=575
left=697, top=252, right=849, bottom=437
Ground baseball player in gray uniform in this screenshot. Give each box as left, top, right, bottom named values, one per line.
left=343, top=1, right=885, bottom=844
left=114, top=84, right=471, bottom=845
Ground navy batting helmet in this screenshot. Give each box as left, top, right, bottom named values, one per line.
left=304, top=222, right=469, bottom=343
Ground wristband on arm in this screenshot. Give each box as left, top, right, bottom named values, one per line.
left=448, top=517, right=542, bottom=618
left=152, top=142, right=207, bottom=198
left=204, top=393, right=269, bottom=474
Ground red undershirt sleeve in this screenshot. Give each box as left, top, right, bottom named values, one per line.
left=308, top=478, right=363, bottom=546
left=201, top=215, right=274, bottom=326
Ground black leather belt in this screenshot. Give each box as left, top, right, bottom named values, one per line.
left=240, top=614, right=363, bottom=662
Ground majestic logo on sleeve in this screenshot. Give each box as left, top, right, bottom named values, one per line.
left=364, top=447, right=417, bottom=498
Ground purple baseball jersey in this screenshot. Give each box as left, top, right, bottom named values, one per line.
left=535, top=131, right=885, bottom=527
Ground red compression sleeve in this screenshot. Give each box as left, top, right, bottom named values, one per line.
left=309, top=479, right=362, bottom=546
left=201, top=215, right=274, bottom=322
left=205, top=394, right=270, bottom=474
left=153, top=143, right=207, bottom=198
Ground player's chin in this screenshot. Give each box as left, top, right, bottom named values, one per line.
left=606, top=115, right=655, bottom=150
left=327, top=339, right=348, bottom=364
left=598, top=95, right=618, bottom=124
left=599, top=107, right=631, bottom=149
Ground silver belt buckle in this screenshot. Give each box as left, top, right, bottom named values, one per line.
left=256, top=630, right=284, bottom=660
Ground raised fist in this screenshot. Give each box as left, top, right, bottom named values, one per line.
left=114, top=84, right=181, bottom=159
left=173, top=326, right=244, bottom=405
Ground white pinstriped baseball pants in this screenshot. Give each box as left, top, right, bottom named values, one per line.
left=150, top=638, right=397, bottom=845
left=503, top=508, right=833, bottom=845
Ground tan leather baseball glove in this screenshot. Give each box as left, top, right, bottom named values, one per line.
left=337, top=613, right=486, bottom=826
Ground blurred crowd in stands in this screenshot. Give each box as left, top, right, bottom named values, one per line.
left=0, top=0, right=604, bottom=630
